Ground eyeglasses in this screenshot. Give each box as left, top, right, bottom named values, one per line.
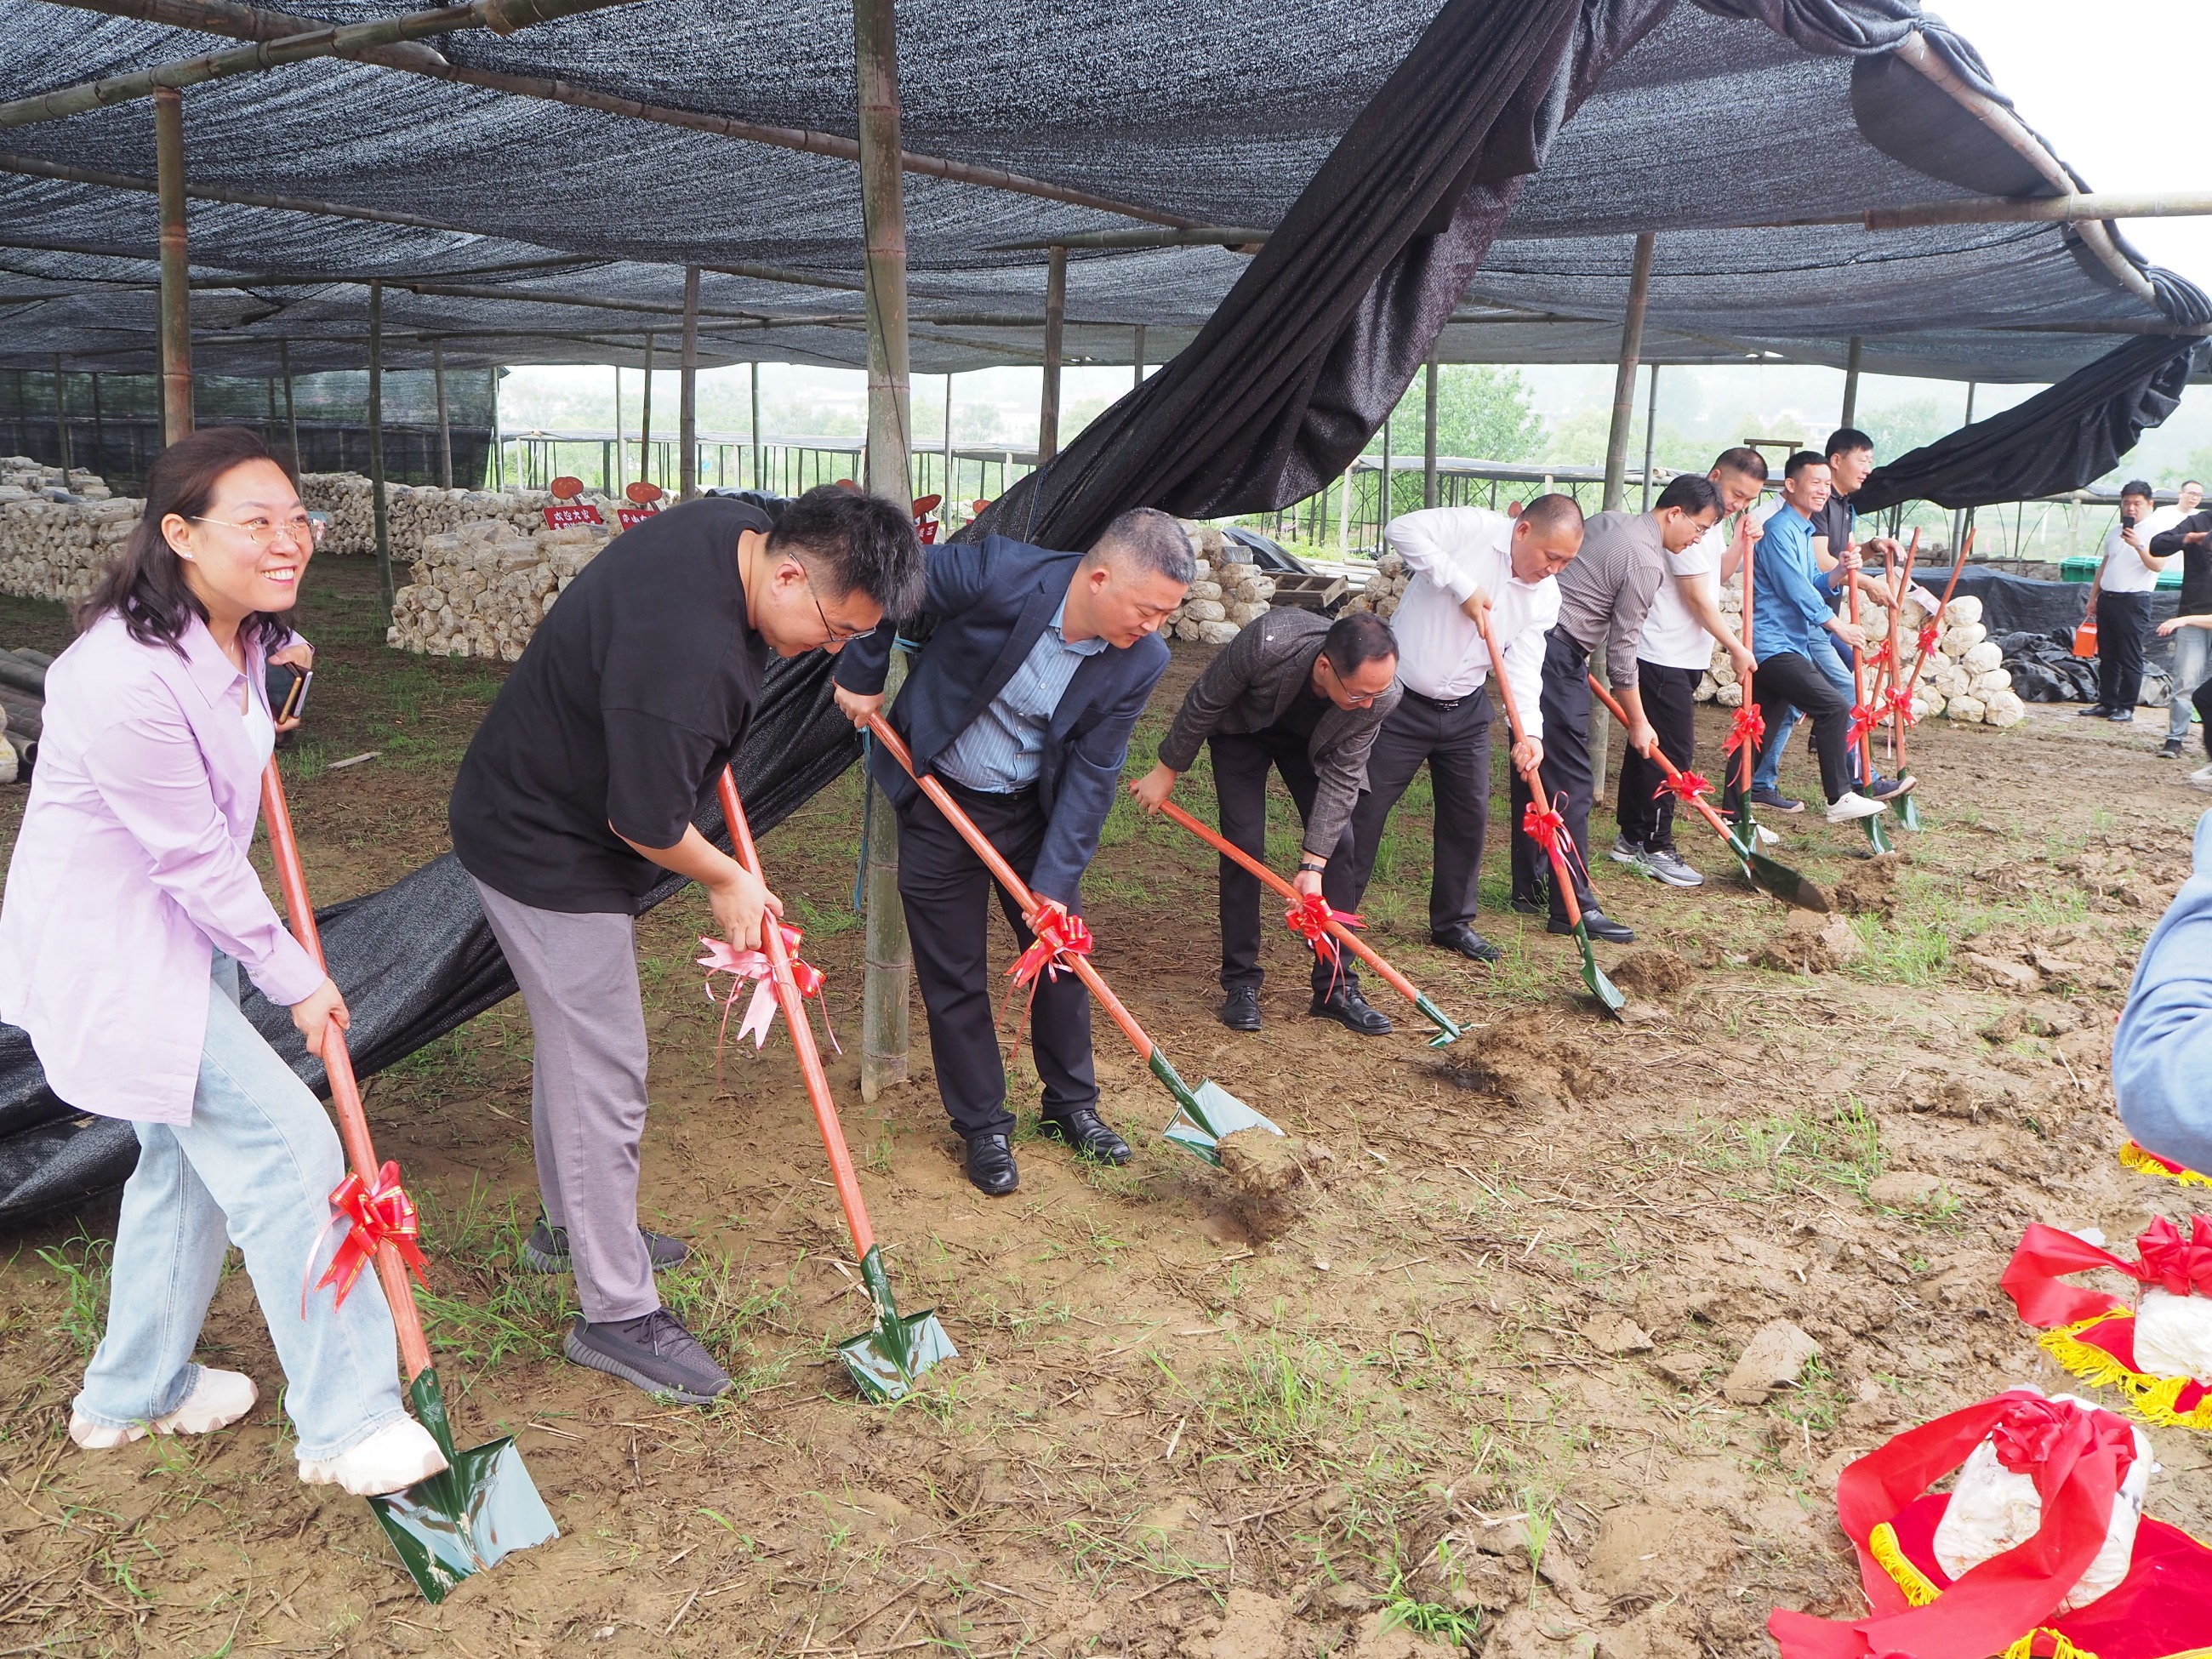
left=191, top=514, right=326, bottom=549
left=810, top=584, right=865, bottom=645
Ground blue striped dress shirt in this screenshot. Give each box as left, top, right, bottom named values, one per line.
left=934, top=596, right=1106, bottom=792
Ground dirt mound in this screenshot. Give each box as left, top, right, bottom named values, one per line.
left=1755, top=911, right=1865, bottom=974
left=1832, top=851, right=1907, bottom=918
left=1440, top=1024, right=1610, bottom=1115
left=1217, top=1130, right=1331, bottom=1240
left=1611, top=949, right=1696, bottom=998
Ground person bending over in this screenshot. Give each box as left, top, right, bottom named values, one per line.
left=1132, top=608, right=1402, bottom=1035
left=1329, top=493, right=1583, bottom=970
left=1720, top=451, right=1911, bottom=826
left=0, top=428, right=442, bottom=1495
left=834, top=510, right=1191, bottom=1198
left=451, top=486, right=924, bottom=1404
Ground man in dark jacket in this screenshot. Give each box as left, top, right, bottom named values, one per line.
left=1129, top=609, right=1402, bottom=1035
left=833, top=510, right=1192, bottom=1196
left=2150, top=486, right=2210, bottom=759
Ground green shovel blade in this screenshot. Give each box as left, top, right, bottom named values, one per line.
left=1746, top=851, right=1831, bottom=914
left=1890, top=789, right=1921, bottom=830
left=369, top=1369, right=558, bottom=1604
left=1860, top=808, right=1892, bottom=854
left=1152, top=1049, right=1281, bottom=1166
left=1572, top=922, right=1627, bottom=1018
left=836, top=1245, right=957, bottom=1404
left=1411, top=992, right=1463, bottom=1049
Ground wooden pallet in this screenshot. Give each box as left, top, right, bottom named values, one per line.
left=1265, top=572, right=1349, bottom=611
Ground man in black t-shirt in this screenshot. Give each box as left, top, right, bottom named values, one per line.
left=450, top=487, right=922, bottom=1403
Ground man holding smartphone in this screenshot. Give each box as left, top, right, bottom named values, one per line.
left=450, top=487, right=923, bottom=1403
left=2082, top=481, right=2165, bottom=722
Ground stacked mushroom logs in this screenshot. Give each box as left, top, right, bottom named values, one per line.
left=1160, top=522, right=1277, bottom=644
left=0, top=645, right=50, bottom=782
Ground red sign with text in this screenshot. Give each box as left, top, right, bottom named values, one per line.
left=616, top=506, right=657, bottom=530
left=543, top=503, right=603, bottom=528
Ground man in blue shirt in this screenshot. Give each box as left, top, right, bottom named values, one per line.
left=1723, top=452, right=1913, bottom=825
left=2115, top=808, right=2212, bottom=1176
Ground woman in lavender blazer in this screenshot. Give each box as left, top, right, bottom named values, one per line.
left=0, top=428, right=443, bottom=1497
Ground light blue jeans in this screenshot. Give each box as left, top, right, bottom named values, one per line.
left=1753, top=629, right=1856, bottom=791
left=72, top=955, right=407, bottom=1462
left=2169, top=624, right=2210, bottom=742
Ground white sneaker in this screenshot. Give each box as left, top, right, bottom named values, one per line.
left=1751, top=823, right=1782, bottom=847
left=298, top=1417, right=448, bottom=1497
left=1641, top=847, right=1705, bottom=888
left=1825, top=791, right=1886, bottom=824
left=69, top=1368, right=258, bottom=1449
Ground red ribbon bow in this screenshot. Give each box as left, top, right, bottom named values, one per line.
left=1657, top=768, right=1713, bottom=806
left=2001, top=1215, right=2212, bottom=1331
left=1723, top=704, right=1766, bottom=757
left=1522, top=796, right=1566, bottom=852
left=1286, top=891, right=1363, bottom=989
left=1918, top=622, right=1942, bottom=659
left=1882, top=684, right=1919, bottom=727
left=1848, top=701, right=1883, bottom=752
left=2135, top=1215, right=2212, bottom=1298
left=1863, top=639, right=1895, bottom=675
left=309, top=1161, right=430, bottom=1313
left=1000, top=907, right=1093, bottom=1049
left=698, top=924, right=838, bottom=1091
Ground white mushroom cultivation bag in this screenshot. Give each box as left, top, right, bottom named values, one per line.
left=2133, top=1288, right=2212, bottom=1384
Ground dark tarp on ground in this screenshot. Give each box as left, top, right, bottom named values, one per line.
left=1918, top=564, right=2177, bottom=704
left=0, top=647, right=862, bottom=1229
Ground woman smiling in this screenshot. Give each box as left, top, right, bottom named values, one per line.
left=0, top=427, right=443, bottom=1496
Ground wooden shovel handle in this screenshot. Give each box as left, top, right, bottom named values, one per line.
left=863, top=713, right=1158, bottom=1064
left=1582, top=672, right=1741, bottom=852
left=1477, top=618, right=1587, bottom=931
left=715, top=770, right=875, bottom=1261
left=259, top=762, right=433, bottom=1383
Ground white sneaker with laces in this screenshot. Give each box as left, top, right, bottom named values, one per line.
left=1752, top=823, right=1782, bottom=847
left=1825, top=791, right=1886, bottom=824
left=69, top=1367, right=258, bottom=1449
left=298, top=1417, right=448, bottom=1497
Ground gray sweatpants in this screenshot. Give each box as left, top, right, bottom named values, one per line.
left=472, top=877, right=659, bottom=1323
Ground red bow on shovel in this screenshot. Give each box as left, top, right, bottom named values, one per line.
left=1286, top=891, right=1364, bottom=990
left=1848, top=700, right=1884, bottom=753
left=1657, top=767, right=1714, bottom=807
left=698, top=924, right=838, bottom=1092
left=1001, top=907, right=1094, bottom=1051
left=303, top=1160, right=430, bottom=1315
left=1722, top=703, right=1766, bottom=759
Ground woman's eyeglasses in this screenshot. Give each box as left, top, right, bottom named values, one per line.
left=192, top=514, right=327, bottom=549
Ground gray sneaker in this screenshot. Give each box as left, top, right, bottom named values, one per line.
left=564, top=1309, right=732, bottom=1404
left=522, top=1214, right=690, bottom=1274
left=1608, top=836, right=1646, bottom=867
left=1640, top=847, right=1704, bottom=888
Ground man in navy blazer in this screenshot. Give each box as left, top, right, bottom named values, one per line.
left=834, top=508, right=1194, bottom=1195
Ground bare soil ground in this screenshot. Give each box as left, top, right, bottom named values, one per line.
left=3, top=559, right=2209, bottom=1658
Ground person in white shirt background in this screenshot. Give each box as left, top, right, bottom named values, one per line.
left=1327, top=494, right=1584, bottom=965
left=2084, top=480, right=2168, bottom=723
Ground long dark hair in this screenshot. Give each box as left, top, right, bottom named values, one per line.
left=79, top=426, right=298, bottom=657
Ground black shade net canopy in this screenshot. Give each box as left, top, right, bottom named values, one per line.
left=0, top=0, right=2202, bottom=385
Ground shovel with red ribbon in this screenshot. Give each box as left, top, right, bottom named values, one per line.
left=864, top=714, right=1280, bottom=1164
left=1583, top=674, right=1828, bottom=914
left=714, top=769, right=952, bottom=1402
left=1479, top=622, right=1623, bottom=1017
left=1841, top=544, right=1904, bottom=852
left=1894, top=526, right=1975, bottom=830
left=1151, top=800, right=1462, bottom=1046
left=262, top=762, right=555, bottom=1603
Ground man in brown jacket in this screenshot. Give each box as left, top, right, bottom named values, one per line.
left=1129, top=609, right=1400, bottom=1035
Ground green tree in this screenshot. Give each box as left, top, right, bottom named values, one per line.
left=1860, top=398, right=1951, bottom=465
left=1377, top=366, right=1547, bottom=463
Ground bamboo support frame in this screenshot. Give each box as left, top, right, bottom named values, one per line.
left=432, top=339, right=452, bottom=487
left=153, top=86, right=191, bottom=444
left=1840, top=334, right=1863, bottom=430
left=1037, top=245, right=1066, bottom=465
left=278, top=336, right=297, bottom=468
left=638, top=331, right=653, bottom=488
left=367, top=281, right=393, bottom=617
left=679, top=267, right=699, bottom=500
left=1422, top=351, right=1438, bottom=510
left=1601, top=231, right=1655, bottom=513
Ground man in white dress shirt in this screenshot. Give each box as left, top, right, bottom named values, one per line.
left=1331, top=494, right=1584, bottom=964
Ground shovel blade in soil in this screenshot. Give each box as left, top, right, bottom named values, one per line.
left=1573, top=926, right=1628, bottom=1018
left=1745, top=852, right=1831, bottom=914
left=1860, top=810, right=1892, bottom=854
left=1891, top=790, right=1921, bottom=831
left=1411, top=992, right=1463, bottom=1048
left=370, top=1370, right=557, bottom=1603
left=1152, top=1051, right=1280, bottom=1165
left=837, top=1245, right=958, bottom=1404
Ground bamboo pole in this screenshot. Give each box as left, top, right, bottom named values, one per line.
left=432, top=339, right=452, bottom=487
left=1601, top=232, right=1656, bottom=513
left=638, top=331, right=653, bottom=488
left=1379, top=414, right=1391, bottom=542
left=1132, top=322, right=1145, bottom=390
left=279, top=336, right=297, bottom=469
left=367, top=281, right=392, bottom=618
left=1037, top=244, right=1066, bottom=465
left=679, top=267, right=699, bottom=500
left=1422, top=352, right=1438, bottom=510
left=750, top=360, right=761, bottom=491
left=52, top=356, right=71, bottom=487
left=153, top=86, right=191, bottom=445
left=1639, top=363, right=1659, bottom=512
left=1840, top=335, right=1863, bottom=430
left=855, top=0, right=914, bottom=1101
left=1950, top=381, right=1976, bottom=557
left=940, top=370, right=954, bottom=536
left=611, top=362, right=622, bottom=487
left=490, top=365, right=503, bottom=489
left=89, top=371, right=103, bottom=479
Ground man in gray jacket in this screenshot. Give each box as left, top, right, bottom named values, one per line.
left=1130, top=609, right=1401, bottom=1035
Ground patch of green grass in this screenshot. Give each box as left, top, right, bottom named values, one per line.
left=36, top=1228, right=112, bottom=1356
left=1669, top=1099, right=1883, bottom=1199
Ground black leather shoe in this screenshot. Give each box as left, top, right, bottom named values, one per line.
left=964, top=1133, right=1019, bottom=1195
left=1041, top=1108, right=1133, bottom=1166
left=1217, top=987, right=1262, bottom=1031
left=1309, top=983, right=1393, bottom=1035
left=1431, top=923, right=1503, bottom=963
left=1550, top=909, right=1635, bottom=944
left=1509, top=892, right=1547, bottom=917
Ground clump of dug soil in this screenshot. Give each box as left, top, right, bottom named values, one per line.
left=1756, top=911, right=1865, bottom=974
left=1611, top=948, right=1696, bottom=999
left=1832, top=850, right=1907, bottom=918
left=1217, top=1130, right=1330, bottom=1240
left=1440, top=1024, right=1609, bottom=1115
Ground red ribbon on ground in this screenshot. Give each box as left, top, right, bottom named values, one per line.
left=1286, top=891, right=1363, bottom=989
left=1770, top=1389, right=2138, bottom=1659
left=698, top=925, right=838, bottom=1091
left=1656, top=768, right=1713, bottom=806
left=999, top=907, right=1093, bottom=1050
left=2002, top=1217, right=2212, bottom=1331
left=1722, top=703, right=1766, bottom=757
left=311, top=1161, right=430, bottom=1312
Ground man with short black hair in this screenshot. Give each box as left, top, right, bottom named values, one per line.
left=1508, top=483, right=1719, bottom=944
left=1328, top=493, right=1583, bottom=970
left=1613, top=453, right=1761, bottom=887
left=452, top=484, right=926, bottom=1404
left=1132, top=609, right=1402, bottom=1035
left=2083, top=481, right=2167, bottom=722
left=834, top=507, right=1193, bottom=1198
left=2152, top=482, right=2212, bottom=757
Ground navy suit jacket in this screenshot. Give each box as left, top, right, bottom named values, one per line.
left=835, top=535, right=1170, bottom=903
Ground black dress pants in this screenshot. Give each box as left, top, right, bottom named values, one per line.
left=1508, top=629, right=1598, bottom=925
left=897, top=781, right=1097, bottom=1140
left=1340, top=687, right=1492, bottom=935
left=2098, top=589, right=2151, bottom=714
left=1721, top=651, right=1855, bottom=812
left=1210, top=728, right=1360, bottom=997
left=1615, top=661, right=1700, bottom=852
